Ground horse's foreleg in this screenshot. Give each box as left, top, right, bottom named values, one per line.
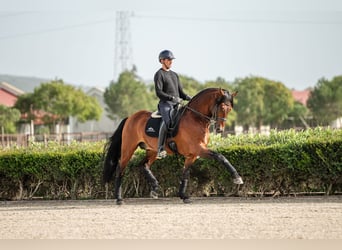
left=179, top=168, right=191, bottom=202
left=142, top=163, right=159, bottom=198
left=141, top=151, right=159, bottom=198
left=207, top=150, right=243, bottom=185
left=114, top=165, right=123, bottom=205
left=179, top=158, right=194, bottom=203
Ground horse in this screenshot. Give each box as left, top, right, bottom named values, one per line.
left=103, top=88, right=243, bottom=204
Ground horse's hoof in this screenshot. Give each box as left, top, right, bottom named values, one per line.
left=183, top=198, right=192, bottom=204
left=150, top=190, right=158, bottom=199
left=233, top=176, right=244, bottom=185
left=116, top=199, right=124, bottom=205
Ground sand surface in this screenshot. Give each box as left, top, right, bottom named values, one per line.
left=1, top=196, right=341, bottom=239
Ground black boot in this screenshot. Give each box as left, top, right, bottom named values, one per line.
left=156, top=121, right=167, bottom=159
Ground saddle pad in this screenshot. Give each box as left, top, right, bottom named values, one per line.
left=151, top=111, right=162, bottom=118
left=145, top=117, right=162, bottom=137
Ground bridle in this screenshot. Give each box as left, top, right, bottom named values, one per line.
left=184, top=100, right=230, bottom=126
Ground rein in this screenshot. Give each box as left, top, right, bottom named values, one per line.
left=184, top=102, right=226, bottom=125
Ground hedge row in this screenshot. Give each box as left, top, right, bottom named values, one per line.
left=0, top=131, right=341, bottom=200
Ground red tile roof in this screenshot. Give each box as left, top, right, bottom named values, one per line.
left=291, top=90, right=310, bottom=106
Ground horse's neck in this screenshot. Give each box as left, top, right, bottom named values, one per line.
left=189, top=91, right=217, bottom=115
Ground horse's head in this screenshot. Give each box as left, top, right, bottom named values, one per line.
left=214, top=89, right=238, bottom=133
left=187, top=88, right=237, bottom=133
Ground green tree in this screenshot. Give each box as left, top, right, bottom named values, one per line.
left=233, top=77, right=265, bottom=130
left=203, top=77, right=232, bottom=90
left=15, top=79, right=102, bottom=131
left=233, top=76, right=294, bottom=130
left=0, top=105, right=21, bottom=134
left=14, top=93, right=35, bottom=123
left=73, top=90, right=103, bottom=123
left=104, top=69, right=154, bottom=119
left=307, top=76, right=342, bottom=125
left=263, top=80, right=294, bottom=128
left=280, top=101, right=309, bottom=129
left=178, top=75, right=201, bottom=97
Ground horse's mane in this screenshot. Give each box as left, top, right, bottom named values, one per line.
left=188, top=88, right=229, bottom=105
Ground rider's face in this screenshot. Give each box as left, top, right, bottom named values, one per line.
left=162, top=59, right=173, bottom=70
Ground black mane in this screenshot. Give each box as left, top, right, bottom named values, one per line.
left=188, top=88, right=233, bottom=107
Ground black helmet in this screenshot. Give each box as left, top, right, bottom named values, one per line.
left=159, top=50, right=175, bottom=61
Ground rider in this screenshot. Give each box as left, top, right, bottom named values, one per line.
left=154, top=50, right=192, bottom=159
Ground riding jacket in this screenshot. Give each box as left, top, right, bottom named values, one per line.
left=154, top=68, right=191, bottom=104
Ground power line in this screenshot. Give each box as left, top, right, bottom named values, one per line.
left=1, top=12, right=340, bottom=41
left=134, top=14, right=342, bottom=25
left=0, top=17, right=116, bottom=40
left=0, top=11, right=33, bottom=19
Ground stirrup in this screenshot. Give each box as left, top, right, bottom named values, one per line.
left=156, top=149, right=167, bottom=159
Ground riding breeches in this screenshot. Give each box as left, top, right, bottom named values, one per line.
left=158, top=101, right=173, bottom=126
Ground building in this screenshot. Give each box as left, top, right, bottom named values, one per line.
left=291, top=89, right=311, bottom=106
left=0, top=82, right=24, bottom=107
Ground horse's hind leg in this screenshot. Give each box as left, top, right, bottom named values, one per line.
left=114, top=143, right=138, bottom=205
left=114, top=166, right=124, bottom=205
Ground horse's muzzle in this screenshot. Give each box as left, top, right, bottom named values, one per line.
left=216, top=128, right=224, bottom=134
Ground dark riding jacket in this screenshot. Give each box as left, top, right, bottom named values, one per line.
left=154, top=68, right=191, bottom=103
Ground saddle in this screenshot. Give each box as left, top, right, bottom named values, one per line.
left=145, top=106, right=184, bottom=138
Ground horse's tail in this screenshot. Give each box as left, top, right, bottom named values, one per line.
left=103, top=117, right=128, bottom=184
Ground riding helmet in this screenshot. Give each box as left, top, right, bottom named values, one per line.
left=159, top=50, right=175, bottom=61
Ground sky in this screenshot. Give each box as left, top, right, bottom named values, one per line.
left=0, top=0, right=342, bottom=91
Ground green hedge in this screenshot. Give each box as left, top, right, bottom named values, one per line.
left=0, top=129, right=341, bottom=200
left=0, top=150, right=103, bottom=200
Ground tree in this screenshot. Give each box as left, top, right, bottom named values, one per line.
left=15, top=79, right=102, bottom=132
left=281, top=101, right=309, bottom=129
left=233, top=76, right=294, bottom=130
left=14, top=93, right=35, bottom=123
left=73, top=90, right=103, bottom=123
left=232, top=77, right=265, bottom=130
left=307, top=76, right=342, bottom=126
left=0, top=105, right=21, bottom=134
left=262, top=80, right=294, bottom=128
left=203, top=77, right=232, bottom=90
left=104, top=70, right=155, bottom=119
left=178, top=75, right=201, bottom=97
left=0, top=105, right=21, bottom=146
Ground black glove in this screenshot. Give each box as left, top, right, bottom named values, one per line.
left=185, top=95, right=192, bottom=101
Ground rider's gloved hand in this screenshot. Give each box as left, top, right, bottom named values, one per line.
left=173, top=96, right=183, bottom=104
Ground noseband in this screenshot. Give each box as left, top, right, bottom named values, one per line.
left=184, top=100, right=230, bottom=126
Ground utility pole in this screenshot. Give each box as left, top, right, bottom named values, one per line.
left=114, top=11, right=133, bottom=81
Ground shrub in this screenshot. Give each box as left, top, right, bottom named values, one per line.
left=0, top=128, right=341, bottom=200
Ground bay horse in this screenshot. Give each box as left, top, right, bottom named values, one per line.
left=103, top=88, right=243, bottom=204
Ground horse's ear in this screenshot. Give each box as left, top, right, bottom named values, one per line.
left=219, top=88, right=225, bottom=95
left=232, top=91, right=238, bottom=97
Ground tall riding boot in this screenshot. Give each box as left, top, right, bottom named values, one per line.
left=156, top=121, right=167, bottom=159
